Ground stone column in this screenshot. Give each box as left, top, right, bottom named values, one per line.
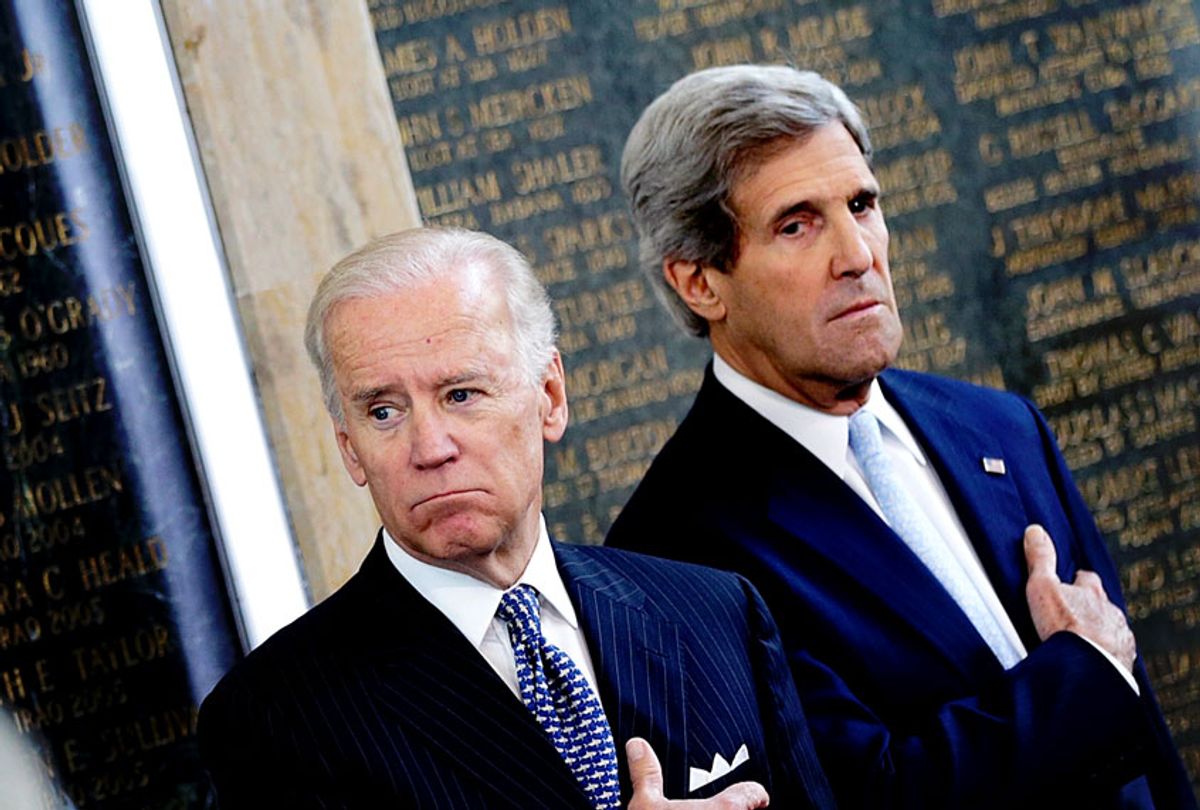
left=159, top=2, right=421, bottom=598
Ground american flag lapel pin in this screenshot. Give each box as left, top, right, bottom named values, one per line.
left=982, top=457, right=1006, bottom=475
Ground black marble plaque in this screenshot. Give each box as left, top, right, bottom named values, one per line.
left=371, top=0, right=1200, bottom=787
left=0, top=3, right=241, bottom=807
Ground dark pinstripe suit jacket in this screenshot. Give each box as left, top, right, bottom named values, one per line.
left=198, top=537, right=835, bottom=809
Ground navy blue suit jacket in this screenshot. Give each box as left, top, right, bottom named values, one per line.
left=198, top=536, right=834, bottom=809
left=607, top=367, right=1195, bottom=809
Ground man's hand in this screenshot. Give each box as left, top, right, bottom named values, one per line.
left=626, top=738, right=769, bottom=809
left=1024, top=524, right=1136, bottom=671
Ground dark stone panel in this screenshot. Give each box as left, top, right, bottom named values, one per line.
left=0, top=3, right=241, bottom=807
left=370, top=0, right=1200, bottom=787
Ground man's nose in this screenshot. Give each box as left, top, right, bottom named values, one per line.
left=409, top=408, right=459, bottom=470
left=829, top=215, right=874, bottom=279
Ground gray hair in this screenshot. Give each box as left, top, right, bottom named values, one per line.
left=304, top=227, right=557, bottom=423
left=621, top=65, right=872, bottom=336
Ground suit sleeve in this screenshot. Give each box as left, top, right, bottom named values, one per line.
left=738, top=576, right=837, bottom=809
left=199, top=673, right=309, bottom=810
left=793, top=629, right=1154, bottom=808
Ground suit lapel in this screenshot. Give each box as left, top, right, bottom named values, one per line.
left=764, top=448, right=992, bottom=678
left=354, top=539, right=591, bottom=809
left=695, top=376, right=995, bottom=680
left=880, top=371, right=1038, bottom=645
left=555, top=544, right=689, bottom=803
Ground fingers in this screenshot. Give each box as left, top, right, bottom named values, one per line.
left=627, top=737, right=665, bottom=804
left=1023, top=524, right=1058, bottom=581
left=1025, top=523, right=1106, bottom=596
left=1073, top=569, right=1106, bottom=598
left=627, top=737, right=770, bottom=809
left=1021, top=525, right=1138, bottom=670
left=713, top=781, right=770, bottom=809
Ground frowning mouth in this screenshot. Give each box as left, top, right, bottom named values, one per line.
left=412, top=489, right=485, bottom=510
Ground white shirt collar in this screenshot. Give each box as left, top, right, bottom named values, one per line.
left=711, top=354, right=929, bottom=477
left=381, top=515, right=579, bottom=649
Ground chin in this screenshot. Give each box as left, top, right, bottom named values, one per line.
left=832, top=354, right=892, bottom=387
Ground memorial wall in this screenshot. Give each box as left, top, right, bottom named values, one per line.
left=0, top=4, right=241, bottom=807
left=369, top=0, right=1200, bottom=786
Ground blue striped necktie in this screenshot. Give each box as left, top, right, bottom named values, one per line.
left=496, top=584, right=621, bottom=809
left=848, top=409, right=1021, bottom=669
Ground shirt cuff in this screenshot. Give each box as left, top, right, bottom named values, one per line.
left=1076, top=633, right=1139, bottom=695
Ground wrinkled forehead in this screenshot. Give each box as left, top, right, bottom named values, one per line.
left=731, top=124, right=867, bottom=187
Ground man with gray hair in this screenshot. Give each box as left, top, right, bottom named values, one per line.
left=606, top=65, right=1193, bottom=808
left=198, top=226, right=835, bottom=809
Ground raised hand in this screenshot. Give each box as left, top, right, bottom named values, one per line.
left=626, top=738, right=769, bottom=810
left=1024, top=524, right=1135, bottom=671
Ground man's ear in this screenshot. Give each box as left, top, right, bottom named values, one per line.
left=663, top=258, right=727, bottom=324
left=540, top=351, right=568, bottom=443
left=334, top=418, right=369, bottom=487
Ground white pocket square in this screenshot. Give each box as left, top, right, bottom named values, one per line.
left=689, top=744, right=750, bottom=792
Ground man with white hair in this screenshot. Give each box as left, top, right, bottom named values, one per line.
left=607, top=64, right=1194, bottom=809
left=198, top=227, right=834, bottom=809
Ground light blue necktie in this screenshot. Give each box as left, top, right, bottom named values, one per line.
left=848, top=410, right=1021, bottom=669
left=497, top=584, right=621, bottom=809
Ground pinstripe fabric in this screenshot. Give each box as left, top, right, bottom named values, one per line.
left=200, top=535, right=834, bottom=809
left=557, top=544, right=833, bottom=807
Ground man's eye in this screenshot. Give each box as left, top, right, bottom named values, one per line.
left=849, top=193, right=877, bottom=214
left=368, top=406, right=394, bottom=421
left=780, top=220, right=805, bottom=236
left=447, top=389, right=475, bottom=404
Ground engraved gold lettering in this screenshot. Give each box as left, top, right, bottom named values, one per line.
left=19, top=49, right=45, bottom=82
left=0, top=578, right=34, bottom=616
left=5, top=402, right=21, bottom=437
left=414, top=172, right=502, bottom=217
left=554, top=280, right=651, bottom=330
left=510, top=146, right=604, bottom=195
left=76, top=536, right=168, bottom=592
left=566, top=346, right=669, bottom=398
left=1007, top=191, right=1128, bottom=250
left=634, top=11, right=689, bottom=42
left=72, top=623, right=171, bottom=681
left=692, top=35, right=754, bottom=69
left=543, top=211, right=632, bottom=258
left=4, top=430, right=66, bottom=472
left=0, top=208, right=89, bottom=260
left=13, top=462, right=123, bottom=519
left=1, top=666, right=27, bottom=702
left=382, top=39, right=438, bottom=77
left=35, top=376, right=113, bottom=427
left=396, top=111, right=443, bottom=147
left=489, top=190, right=563, bottom=226
left=0, top=123, right=88, bottom=175
left=472, top=7, right=571, bottom=56
left=399, top=0, right=506, bottom=25
left=1105, top=76, right=1200, bottom=130
left=985, top=177, right=1038, bottom=212
left=1006, top=110, right=1097, bottom=159
left=468, top=75, right=592, bottom=129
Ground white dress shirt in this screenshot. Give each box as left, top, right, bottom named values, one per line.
left=382, top=515, right=603, bottom=700
left=712, top=355, right=1137, bottom=689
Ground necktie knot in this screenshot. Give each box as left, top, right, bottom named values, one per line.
left=848, top=408, right=884, bottom=461
left=497, top=583, right=542, bottom=632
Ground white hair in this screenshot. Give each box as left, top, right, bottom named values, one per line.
left=304, top=227, right=557, bottom=423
